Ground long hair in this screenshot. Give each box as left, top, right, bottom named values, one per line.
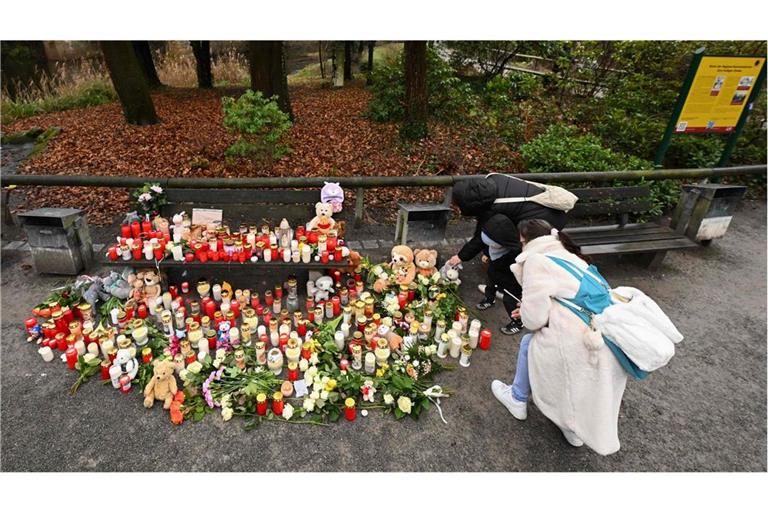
left=517, top=219, right=589, bottom=262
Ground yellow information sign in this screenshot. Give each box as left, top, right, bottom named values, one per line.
left=675, top=56, right=765, bottom=133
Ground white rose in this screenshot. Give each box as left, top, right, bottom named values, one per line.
left=282, top=403, right=295, bottom=420
left=187, top=361, right=202, bottom=374
left=221, top=407, right=233, bottom=422
left=179, top=369, right=189, bottom=382
left=299, top=359, right=309, bottom=371
left=320, top=390, right=329, bottom=400
left=309, top=353, right=319, bottom=365
left=373, top=265, right=383, bottom=277
left=397, top=396, right=412, bottom=415
left=310, top=390, right=320, bottom=400
left=215, top=348, right=226, bottom=360
left=150, top=185, right=163, bottom=194
left=383, top=393, right=394, bottom=405
left=303, top=398, right=316, bottom=412
left=413, top=360, right=420, bottom=368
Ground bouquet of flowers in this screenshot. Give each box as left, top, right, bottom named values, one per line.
left=132, top=182, right=167, bottom=216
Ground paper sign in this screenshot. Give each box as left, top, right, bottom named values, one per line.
left=293, top=379, right=308, bottom=397
left=191, top=208, right=222, bottom=227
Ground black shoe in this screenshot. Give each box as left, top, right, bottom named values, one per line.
left=500, top=319, right=523, bottom=336
left=476, top=299, right=495, bottom=311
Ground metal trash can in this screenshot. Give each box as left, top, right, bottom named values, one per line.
left=670, top=184, right=747, bottom=244
left=17, top=208, right=94, bottom=275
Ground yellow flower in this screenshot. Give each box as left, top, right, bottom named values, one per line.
left=324, top=378, right=337, bottom=391
left=376, top=368, right=385, bottom=377
left=437, top=293, right=447, bottom=300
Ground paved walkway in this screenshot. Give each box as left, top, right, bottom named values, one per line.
left=1, top=200, right=765, bottom=471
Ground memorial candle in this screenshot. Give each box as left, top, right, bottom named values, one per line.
left=479, top=329, right=492, bottom=350
left=256, top=393, right=268, bottom=415
left=344, top=397, right=356, bottom=421
left=271, top=392, right=284, bottom=415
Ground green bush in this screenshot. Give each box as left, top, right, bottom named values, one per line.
left=221, top=90, right=292, bottom=159
left=366, top=47, right=477, bottom=124
left=521, top=124, right=677, bottom=216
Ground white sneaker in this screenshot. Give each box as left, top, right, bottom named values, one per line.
left=559, top=427, right=584, bottom=447
left=491, top=380, right=527, bottom=420
left=478, top=284, right=504, bottom=300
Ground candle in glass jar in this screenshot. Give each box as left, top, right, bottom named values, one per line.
left=301, top=245, right=311, bottom=264
left=449, top=333, right=462, bottom=358
left=256, top=393, right=268, bottom=416
left=65, top=346, right=78, bottom=369
left=479, top=329, right=492, bottom=350
left=437, top=333, right=450, bottom=359
left=334, top=331, right=345, bottom=351
left=271, top=392, right=284, bottom=415
left=364, top=352, right=376, bottom=374
left=287, top=361, right=299, bottom=382
left=344, top=397, right=356, bottom=421
left=351, top=344, right=363, bottom=370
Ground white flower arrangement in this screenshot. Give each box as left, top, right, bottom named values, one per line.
left=383, top=393, right=394, bottom=405
left=397, top=396, right=412, bottom=414
left=150, top=185, right=164, bottom=194
left=282, top=403, right=294, bottom=420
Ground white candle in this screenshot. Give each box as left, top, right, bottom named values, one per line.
left=364, top=352, right=376, bottom=374
left=110, top=308, right=120, bottom=325
left=334, top=331, right=345, bottom=351
left=171, top=244, right=183, bottom=261
left=270, top=331, right=279, bottom=347
left=101, top=339, right=114, bottom=359
left=87, top=342, right=100, bottom=357
left=292, top=250, right=300, bottom=263
left=162, top=292, right=172, bottom=311
left=301, top=246, right=311, bottom=264
left=38, top=346, right=54, bottom=362
left=74, top=340, right=86, bottom=356
left=437, top=333, right=450, bottom=359
left=264, top=248, right=272, bottom=262
left=257, top=325, right=267, bottom=337
left=212, top=284, right=222, bottom=302
left=340, top=322, right=350, bottom=338
left=468, top=328, right=480, bottom=349
left=449, top=333, right=462, bottom=358
left=283, top=248, right=291, bottom=262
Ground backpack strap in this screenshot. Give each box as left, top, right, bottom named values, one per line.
left=548, top=255, right=610, bottom=290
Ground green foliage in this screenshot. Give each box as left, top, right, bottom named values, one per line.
left=366, top=47, right=476, bottom=124
left=1, top=81, right=116, bottom=124
left=221, top=90, right=292, bottom=159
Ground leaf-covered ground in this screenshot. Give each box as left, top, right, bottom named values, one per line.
left=6, top=82, right=516, bottom=225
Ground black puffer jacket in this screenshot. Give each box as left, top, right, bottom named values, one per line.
left=454, top=174, right=568, bottom=261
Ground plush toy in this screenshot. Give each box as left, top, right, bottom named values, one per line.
left=314, top=275, right=334, bottom=302
left=374, top=245, right=416, bottom=292
left=109, top=348, right=139, bottom=389
left=154, top=216, right=170, bottom=237
left=141, top=270, right=162, bottom=307
left=171, top=213, right=185, bottom=243
left=414, top=249, right=438, bottom=278
left=306, top=202, right=336, bottom=234
left=128, top=272, right=145, bottom=303
left=439, top=261, right=462, bottom=286
left=143, top=359, right=178, bottom=409
left=345, top=250, right=363, bottom=275
left=321, top=182, right=345, bottom=213
left=103, top=270, right=133, bottom=300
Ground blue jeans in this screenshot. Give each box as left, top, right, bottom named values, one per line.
left=511, top=333, right=532, bottom=402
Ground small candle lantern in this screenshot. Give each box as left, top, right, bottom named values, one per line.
left=449, top=332, right=462, bottom=359
left=100, top=360, right=111, bottom=380
left=344, top=397, right=356, bottom=421
left=141, top=347, right=153, bottom=364
left=65, top=346, right=78, bottom=370
left=256, top=393, right=268, bottom=415
left=374, top=338, right=390, bottom=366
left=255, top=341, right=267, bottom=365
left=351, top=344, right=363, bottom=370
left=437, top=333, right=450, bottom=359
left=334, top=331, right=346, bottom=351
left=364, top=352, right=376, bottom=374
left=285, top=338, right=301, bottom=364
left=479, top=329, right=492, bottom=350
left=267, top=348, right=284, bottom=375
left=364, top=297, right=375, bottom=317
left=287, top=361, right=299, bottom=381
left=271, top=392, right=284, bottom=416
left=459, top=344, right=473, bottom=367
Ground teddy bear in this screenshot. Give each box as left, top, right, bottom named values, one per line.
left=439, top=260, right=462, bottom=286
left=128, top=272, right=145, bottom=303
left=345, top=250, right=363, bottom=275
left=306, top=202, right=336, bottom=235
left=153, top=216, right=170, bottom=237
left=143, top=358, right=178, bottom=410
left=141, top=269, right=162, bottom=307
left=414, top=249, right=438, bottom=278
left=373, top=245, right=416, bottom=293
left=109, top=348, right=139, bottom=389
left=313, top=275, right=334, bottom=303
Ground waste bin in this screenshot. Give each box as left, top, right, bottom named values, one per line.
left=670, top=184, right=747, bottom=243
left=17, top=208, right=94, bottom=275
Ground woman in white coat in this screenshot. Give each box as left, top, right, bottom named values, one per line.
left=491, top=219, right=628, bottom=455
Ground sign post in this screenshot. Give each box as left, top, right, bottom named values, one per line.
left=654, top=48, right=766, bottom=168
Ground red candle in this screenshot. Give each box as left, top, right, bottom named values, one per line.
left=204, top=300, right=216, bottom=319
left=287, top=363, right=299, bottom=382
left=344, top=398, right=356, bottom=421
left=397, top=292, right=407, bottom=310
left=305, top=298, right=314, bottom=313
left=307, top=309, right=314, bottom=323
left=297, top=320, right=307, bottom=338
left=256, top=394, right=268, bottom=416
left=335, top=248, right=343, bottom=262
left=130, top=220, right=141, bottom=238
left=331, top=296, right=341, bottom=316
left=132, top=247, right=142, bottom=260
left=327, top=236, right=337, bottom=252
left=25, top=317, right=38, bottom=335
left=108, top=245, right=119, bottom=261
left=272, top=392, right=284, bottom=415
left=264, top=292, right=273, bottom=307
left=230, top=301, right=240, bottom=319
left=251, top=296, right=261, bottom=309
left=56, top=333, right=67, bottom=351
left=274, top=285, right=283, bottom=300
left=185, top=353, right=197, bottom=365
left=119, top=374, right=132, bottom=394
left=185, top=252, right=195, bottom=263
left=120, top=224, right=131, bottom=238
left=208, top=333, right=217, bottom=351
left=169, top=285, right=178, bottom=299
left=65, top=347, right=78, bottom=370
left=154, top=246, right=164, bottom=260
left=141, top=218, right=152, bottom=234
left=479, top=329, right=492, bottom=350
left=321, top=251, right=329, bottom=264
left=100, top=362, right=110, bottom=380
left=181, top=282, right=190, bottom=294
left=407, top=288, right=415, bottom=301
left=354, top=273, right=362, bottom=282
left=137, top=304, right=148, bottom=319
left=255, top=304, right=264, bottom=317
left=279, top=334, right=289, bottom=352
left=208, top=250, right=218, bottom=262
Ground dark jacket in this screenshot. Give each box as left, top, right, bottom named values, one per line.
left=454, top=174, right=568, bottom=261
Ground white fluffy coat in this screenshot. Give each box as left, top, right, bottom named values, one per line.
left=511, top=235, right=627, bottom=455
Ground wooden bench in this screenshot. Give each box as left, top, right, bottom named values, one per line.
left=564, top=186, right=699, bottom=270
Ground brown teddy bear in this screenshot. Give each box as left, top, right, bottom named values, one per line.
left=345, top=249, right=363, bottom=275
left=143, top=358, right=178, bottom=410
left=414, top=249, right=438, bottom=278
left=141, top=269, right=163, bottom=307
left=374, top=245, right=416, bottom=292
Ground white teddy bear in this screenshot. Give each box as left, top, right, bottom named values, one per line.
left=439, top=261, right=462, bottom=286
left=306, top=202, right=335, bottom=234
left=313, top=275, right=334, bottom=303
left=109, top=348, right=139, bottom=389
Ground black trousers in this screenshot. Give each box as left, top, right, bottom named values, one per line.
left=484, top=251, right=522, bottom=316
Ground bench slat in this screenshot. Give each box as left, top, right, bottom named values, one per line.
left=570, top=186, right=650, bottom=200
left=570, top=199, right=651, bottom=217
left=576, top=231, right=685, bottom=246
left=166, top=188, right=320, bottom=205
left=581, top=237, right=698, bottom=256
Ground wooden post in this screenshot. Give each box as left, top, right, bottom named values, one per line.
left=354, top=187, right=364, bottom=226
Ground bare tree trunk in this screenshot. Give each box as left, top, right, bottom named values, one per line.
left=401, top=41, right=428, bottom=140
left=132, top=41, right=162, bottom=88
left=100, top=41, right=158, bottom=125
left=332, top=42, right=344, bottom=88
left=248, top=41, right=293, bottom=118
left=318, top=41, right=325, bottom=79
left=344, top=41, right=353, bottom=80
left=190, top=41, right=213, bottom=88
left=366, top=41, right=375, bottom=85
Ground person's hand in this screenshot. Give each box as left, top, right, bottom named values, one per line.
left=510, top=308, right=521, bottom=320
left=448, top=255, right=461, bottom=266
left=481, top=254, right=489, bottom=264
